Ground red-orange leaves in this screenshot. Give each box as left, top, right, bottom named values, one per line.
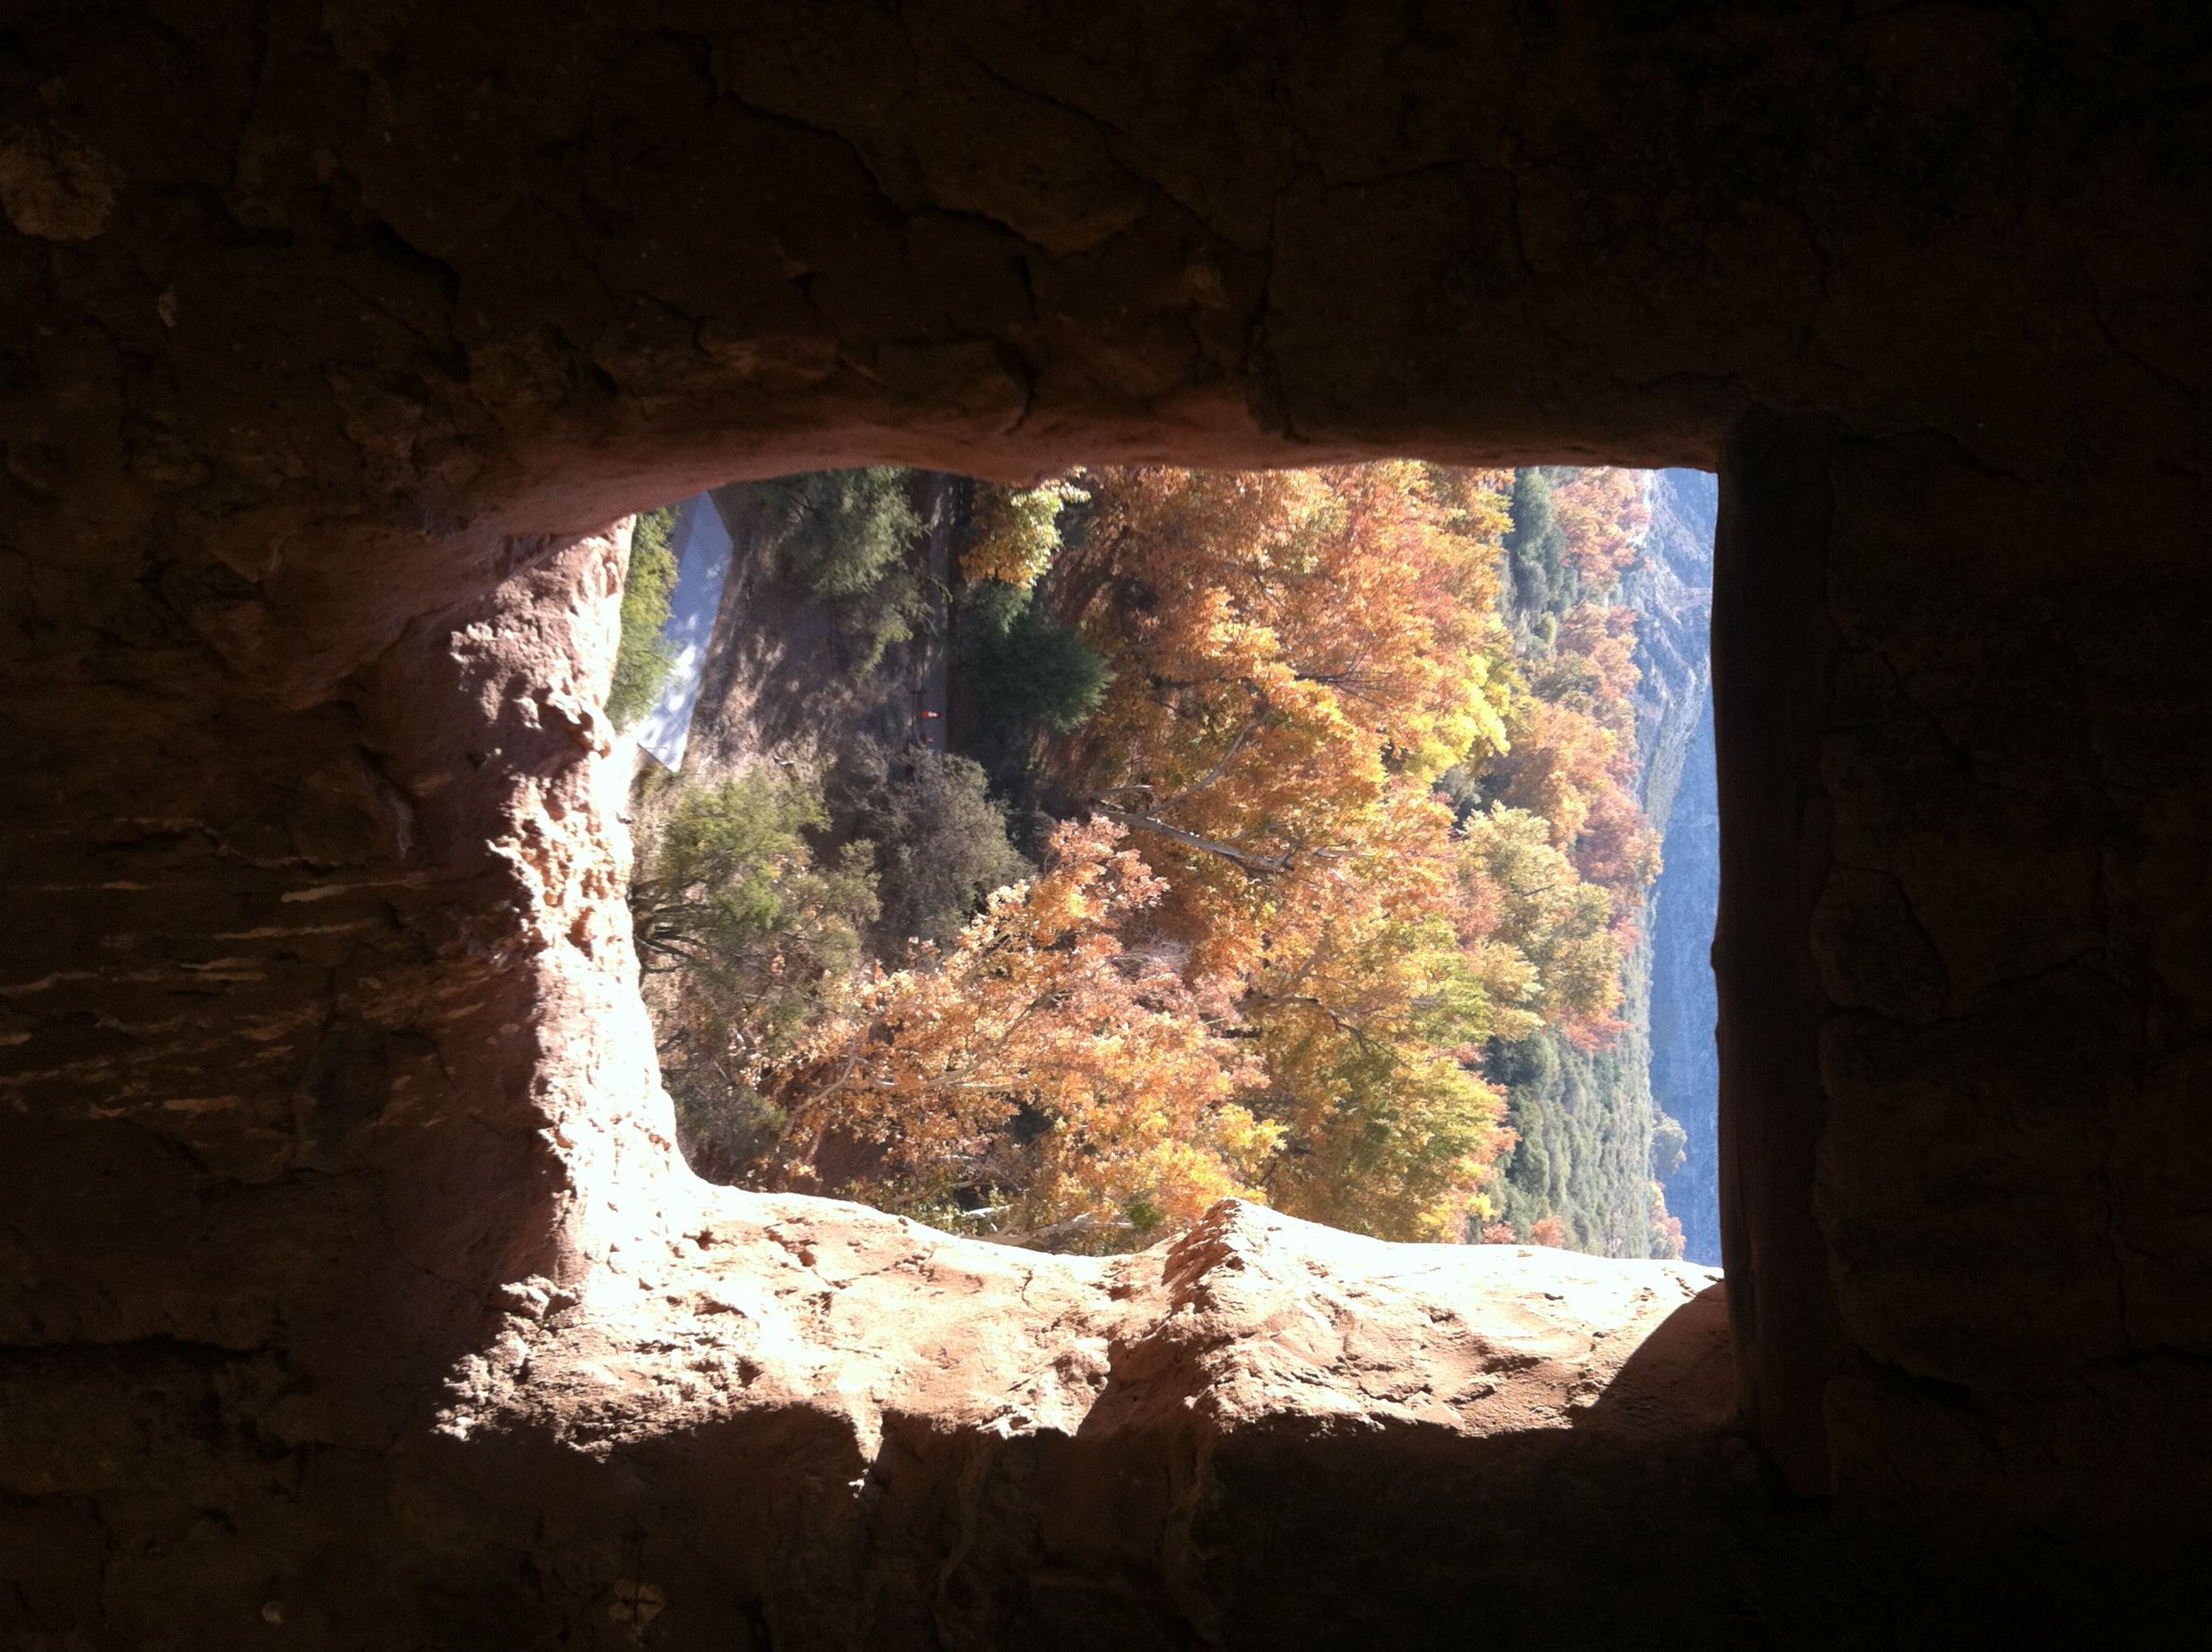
left=1047, top=464, right=1523, bottom=1239
left=1058, top=463, right=1512, bottom=974
left=1549, top=467, right=1650, bottom=593
left=763, top=819, right=1272, bottom=1249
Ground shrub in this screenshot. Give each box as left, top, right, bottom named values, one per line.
left=965, top=588, right=1111, bottom=733
left=628, top=766, right=879, bottom=1180
left=828, top=738, right=1032, bottom=951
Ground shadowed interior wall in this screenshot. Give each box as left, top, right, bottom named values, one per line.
left=2, top=3, right=2207, bottom=1642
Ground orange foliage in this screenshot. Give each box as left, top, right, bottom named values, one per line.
left=1026, top=462, right=1671, bottom=1242
left=763, top=819, right=1274, bottom=1247
left=1059, top=462, right=1513, bottom=975
left=1550, top=602, right=1643, bottom=742
left=1571, top=786, right=1660, bottom=899
left=647, top=459, right=1678, bottom=1257
left=1051, top=463, right=1522, bottom=1239
left=1475, top=484, right=1659, bottom=927
left=1548, top=468, right=1649, bottom=592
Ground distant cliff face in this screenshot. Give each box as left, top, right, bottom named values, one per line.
left=1623, top=470, right=1718, bottom=828
left=1649, top=694, right=1722, bottom=1263
left=1625, top=471, right=1722, bottom=1265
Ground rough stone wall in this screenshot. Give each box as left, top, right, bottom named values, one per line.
left=1813, top=437, right=2212, bottom=1541
left=2, top=2, right=2208, bottom=1642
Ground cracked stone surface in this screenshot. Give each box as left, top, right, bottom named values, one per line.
left=3, top=3, right=2209, bottom=1643
left=449, top=1198, right=1728, bottom=1458
left=409, top=1198, right=1739, bottom=1647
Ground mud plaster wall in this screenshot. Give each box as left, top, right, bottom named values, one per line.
left=1, top=3, right=2207, bottom=1644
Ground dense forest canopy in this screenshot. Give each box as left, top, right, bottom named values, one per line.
left=616, top=463, right=1689, bottom=1257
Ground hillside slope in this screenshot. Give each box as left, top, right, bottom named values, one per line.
left=1628, top=471, right=1720, bottom=1265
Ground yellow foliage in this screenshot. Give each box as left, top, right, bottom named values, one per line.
left=1052, top=464, right=1526, bottom=1238
left=961, top=475, right=1090, bottom=590
left=1060, top=463, right=1515, bottom=967
left=1453, top=805, right=1626, bottom=1042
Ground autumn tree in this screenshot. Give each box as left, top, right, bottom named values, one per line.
left=1463, top=465, right=1681, bottom=1257
left=1056, top=463, right=1513, bottom=965
left=961, top=475, right=1090, bottom=592
left=1453, top=805, right=1627, bottom=1045
left=1042, top=461, right=1671, bottom=1249
left=759, top=820, right=1274, bottom=1249
left=1045, top=463, right=1528, bottom=1239
left=1548, top=467, right=1650, bottom=593
left=1501, top=465, right=1649, bottom=618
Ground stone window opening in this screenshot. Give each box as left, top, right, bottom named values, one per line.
left=9, top=429, right=1812, bottom=1651
left=351, top=457, right=1741, bottom=1642
left=603, top=465, right=1724, bottom=1268
left=7, top=10, right=2202, bottom=1639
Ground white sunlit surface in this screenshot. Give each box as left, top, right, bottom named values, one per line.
left=635, top=493, right=734, bottom=771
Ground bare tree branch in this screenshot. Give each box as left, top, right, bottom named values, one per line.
left=1085, top=806, right=1290, bottom=875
